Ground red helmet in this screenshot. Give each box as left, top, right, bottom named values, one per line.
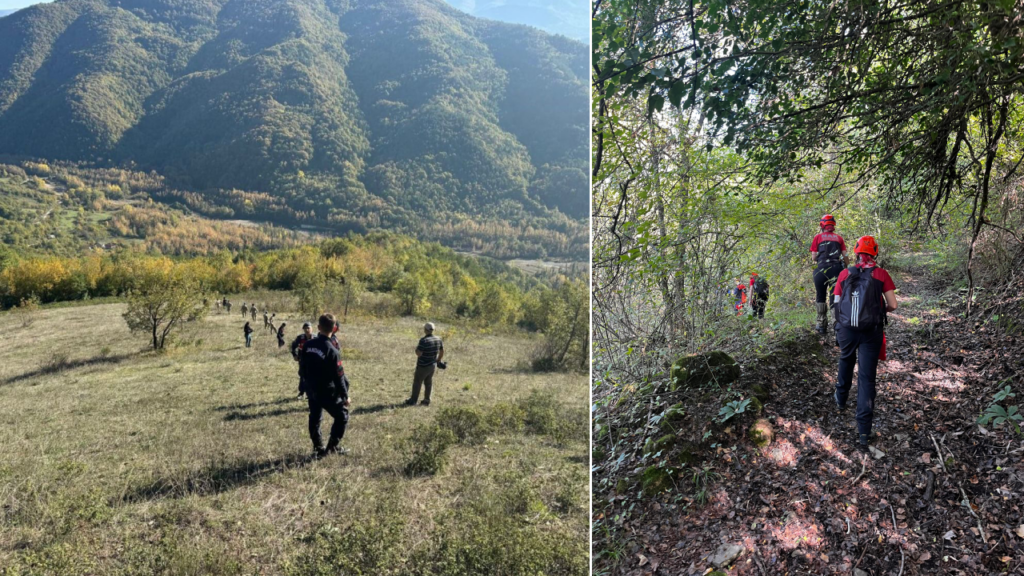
left=820, top=214, right=836, bottom=228
left=854, top=235, right=879, bottom=257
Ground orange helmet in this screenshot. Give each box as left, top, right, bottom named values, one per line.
left=820, top=214, right=836, bottom=228
left=854, top=236, right=879, bottom=257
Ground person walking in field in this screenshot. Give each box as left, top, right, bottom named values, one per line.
left=300, top=314, right=350, bottom=458
left=276, top=323, right=287, bottom=348
left=241, top=302, right=248, bottom=318
left=244, top=321, right=254, bottom=348
left=224, top=298, right=232, bottom=314
left=250, top=305, right=257, bottom=321
left=811, top=214, right=848, bottom=334
left=406, top=322, right=444, bottom=406
left=833, top=235, right=897, bottom=452
left=291, top=322, right=315, bottom=398
left=263, top=311, right=270, bottom=329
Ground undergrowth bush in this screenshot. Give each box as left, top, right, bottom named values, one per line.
left=289, top=497, right=406, bottom=576
left=408, top=472, right=588, bottom=576
left=405, top=423, right=457, bottom=477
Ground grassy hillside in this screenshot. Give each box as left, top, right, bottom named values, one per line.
left=0, top=301, right=588, bottom=574
left=0, top=0, right=588, bottom=258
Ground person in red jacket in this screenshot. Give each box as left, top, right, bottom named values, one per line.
left=810, top=214, right=848, bottom=334
left=732, top=280, right=747, bottom=315
left=833, top=236, right=897, bottom=451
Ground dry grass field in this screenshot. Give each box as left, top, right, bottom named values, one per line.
left=0, top=298, right=588, bottom=575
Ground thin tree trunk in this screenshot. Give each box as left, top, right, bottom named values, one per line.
left=966, top=98, right=1007, bottom=316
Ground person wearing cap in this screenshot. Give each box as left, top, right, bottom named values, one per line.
left=300, top=313, right=350, bottom=457
left=810, top=214, right=849, bottom=334
left=290, top=321, right=315, bottom=398
left=833, top=236, right=897, bottom=451
left=406, top=322, right=444, bottom=406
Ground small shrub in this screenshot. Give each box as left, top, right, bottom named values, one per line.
left=435, top=406, right=491, bottom=445
left=290, top=498, right=405, bottom=576
left=44, top=351, right=72, bottom=374
left=405, top=424, right=456, bottom=477
left=518, top=390, right=560, bottom=435
left=486, top=402, right=525, bottom=433
left=99, top=346, right=112, bottom=358
left=530, top=354, right=559, bottom=372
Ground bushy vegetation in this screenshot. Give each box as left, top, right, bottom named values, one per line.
left=0, top=230, right=588, bottom=371
left=0, top=0, right=587, bottom=258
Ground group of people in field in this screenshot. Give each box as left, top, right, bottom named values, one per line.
left=221, top=300, right=446, bottom=459
left=729, top=214, right=898, bottom=452
left=236, top=301, right=286, bottom=348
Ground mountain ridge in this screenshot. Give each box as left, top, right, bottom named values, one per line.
left=0, top=0, right=587, bottom=258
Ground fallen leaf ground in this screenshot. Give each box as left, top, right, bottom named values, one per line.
left=599, top=266, right=1024, bottom=576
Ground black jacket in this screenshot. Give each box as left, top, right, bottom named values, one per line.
left=291, top=333, right=313, bottom=361
left=299, top=334, right=347, bottom=401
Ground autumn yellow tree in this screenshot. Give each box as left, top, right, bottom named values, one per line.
left=123, top=264, right=208, bottom=350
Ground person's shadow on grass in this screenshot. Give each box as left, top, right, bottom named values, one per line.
left=351, top=402, right=405, bottom=416
left=120, top=452, right=316, bottom=503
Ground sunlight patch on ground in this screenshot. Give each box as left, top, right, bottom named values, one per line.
left=771, top=417, right=854, bottom=466
left=764, top=438, right=800, bottom=467
left=770, top=510, right=825, bottom=550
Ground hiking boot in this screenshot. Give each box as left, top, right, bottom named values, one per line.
left=321, top=438, right=348, bottom=457
left=857, top=433, right=870, bottom=452
left=834, top=391, right=847, bottom=412
left=420, top=400, right=430, bottom=406
left=404, top=399, right=416, bottom=406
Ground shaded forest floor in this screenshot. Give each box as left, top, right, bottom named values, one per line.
left=604, top=264, right=1024, bottom=576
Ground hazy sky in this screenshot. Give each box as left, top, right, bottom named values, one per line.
left=0, top=0, right=50, bottom=10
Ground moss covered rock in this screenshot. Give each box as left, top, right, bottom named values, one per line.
left=749, top=418, right=774, bottom=447
left=643, top=434, right=677, bottom=455
left=750, top=383, right=770, bottom=403
left=749, top=396, right=763, bottom=415
left=658, top=402, right=687, bottom=432
left=670, top=351, right=741, bottom=391
left=640, top=465, right=676, bottom=495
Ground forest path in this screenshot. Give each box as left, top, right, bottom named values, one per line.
left=627, top=266, right=1024, bottom=576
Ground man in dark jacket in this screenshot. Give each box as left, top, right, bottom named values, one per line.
left=406, top=322, right=444, bottom=406
left=300, top=314, right=350, bottom=457
left=290, top=322, right=314, bottom=398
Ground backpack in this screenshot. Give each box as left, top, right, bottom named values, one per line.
left=816, top=233, right=844, bottom=266
left=752, top=277, right=770, bottom=301
left=836, top=267, right=884, bottom=330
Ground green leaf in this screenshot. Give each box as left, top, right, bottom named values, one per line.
left=668, top=82, right=685, bottom=108
left=648, top=94, right=665, bottom=115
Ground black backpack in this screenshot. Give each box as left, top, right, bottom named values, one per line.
left=835, top=267, right=884, bottom=330
left=752, top=277, right=770, bottom=301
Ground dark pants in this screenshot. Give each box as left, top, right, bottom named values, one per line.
left=751, top=299, right=766, bottom=318
left=813, top=262, right=844, bottom=303
left=308, top=395, right=348, bottom=451
left=835, top=326, right=884, bottom=435
left=409, top=364, right=436, bottom=403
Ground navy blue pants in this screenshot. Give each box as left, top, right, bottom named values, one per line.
left=308, top=395, right=348, bottom=451
left=813, top=262, right=844, bottom=303
left=835, top=326, right=884, bottom=435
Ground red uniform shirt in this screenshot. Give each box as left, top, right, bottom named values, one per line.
left=810, top=232, right=847, bottom=254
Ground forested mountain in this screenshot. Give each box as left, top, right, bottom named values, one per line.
left=445, top=0, right=588, bottom=41
left=0, top=0, right=588, bottom=258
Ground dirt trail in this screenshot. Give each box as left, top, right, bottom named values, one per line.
left=619, top=268, right=1024, bottom=576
